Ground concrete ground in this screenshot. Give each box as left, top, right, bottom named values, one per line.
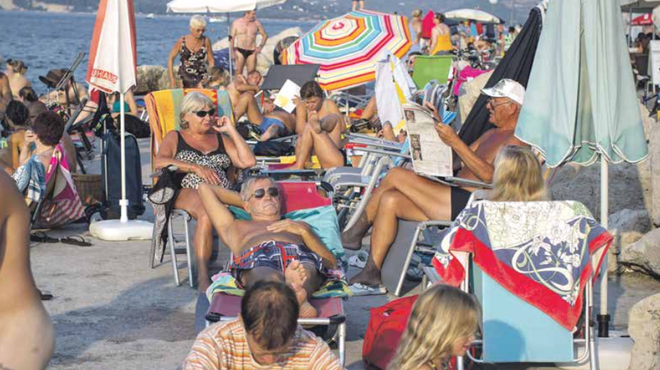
left=34, top=138, right=660, bottom=370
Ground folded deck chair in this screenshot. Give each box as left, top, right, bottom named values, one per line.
left=145, top=88, right=234, bottom=286
left=204, top=181, right=349, bottom=367
left=432, top=200, right=611, bottom=367
left=412, top=55, right=454, bottom=90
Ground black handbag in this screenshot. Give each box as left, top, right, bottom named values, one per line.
left=253, top=140, right=295, bottom=156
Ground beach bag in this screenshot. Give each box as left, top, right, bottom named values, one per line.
left=101, top=131, right=145, bottom=220
left=253, top=140, right=294, bottom=157
left=362, top=295, right=418, bottom=370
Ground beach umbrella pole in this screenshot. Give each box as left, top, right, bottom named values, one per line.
left=598, top=159, right=610, bottom=337
left=119, top=92, right=129, bottom=222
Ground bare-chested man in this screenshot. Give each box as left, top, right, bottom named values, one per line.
left=0, top=72, right=12, bottom=117
left=198, top=176, right=338, bottom=318
left=226, top=71, right=262, bottom=121
left=344, top=79, right=528, bottom=293
left=292, top=81, right=345, bottom=169
left=231, top=10, right=268, bottom=76
left=0, top=171, right=55, bottom=369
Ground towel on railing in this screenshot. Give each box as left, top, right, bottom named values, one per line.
left=433, top=200, right=611, bottom=330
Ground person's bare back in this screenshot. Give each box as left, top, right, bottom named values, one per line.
left=0, top=172, right=54, bottom=370
left=456, top=128, right=525, bottom=183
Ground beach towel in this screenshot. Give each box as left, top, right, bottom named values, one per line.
left=206, top=270, right=350, bottom=302
left=12, top=154, right=46, bottom=207
left=432, top=200, right=611, bottom=330
left=37, top=144, right=85, bottom=228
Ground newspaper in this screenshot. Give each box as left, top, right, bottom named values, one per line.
left=273, top=79, right=301, bottom=113
left=403, top=102, right=453, bottom=178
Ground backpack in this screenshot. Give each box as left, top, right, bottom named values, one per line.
left=362, top=295, right=418, bottom=370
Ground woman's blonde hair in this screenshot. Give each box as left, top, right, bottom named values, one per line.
left=388, top=285, right=481, bottom=370
left=489, top=146, right=548, bottom=202
left=190, top=15, right=207, bottom=29
left=180, top=92, right=213, bottom=129
left=6, top=59, right=27, bottom=74
left=412, top=9, right=422, bottom=18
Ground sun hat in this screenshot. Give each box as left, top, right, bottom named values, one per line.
left=481, top=78, right=525, bottom=106
left=39, top=68, right=68, bottom=88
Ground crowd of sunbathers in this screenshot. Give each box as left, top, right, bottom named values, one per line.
left=0, top=10, right=552, bottom=370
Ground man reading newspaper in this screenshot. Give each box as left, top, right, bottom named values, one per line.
left=344, top=79, right=529, bottom=294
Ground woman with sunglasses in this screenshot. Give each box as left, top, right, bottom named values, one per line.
left=155, top=92, right=255, bottom=291
left=168, top=15, right=215, bottom=88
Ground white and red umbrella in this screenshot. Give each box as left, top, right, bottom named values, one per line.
left=87, top=0, right=152, bottom=240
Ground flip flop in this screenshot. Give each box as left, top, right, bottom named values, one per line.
left=30, top=231, right=58, bottom=244
left=348, top=251, right=369, bottom=269
left=60, top=235, right=92, bottom=247
left=349, top=283, right=388, bottom=296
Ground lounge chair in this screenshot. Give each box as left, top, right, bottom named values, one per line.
left=204, top=181, right=349, bottom=367
left=145, top=88, right=234, bottom=287
left=428, top=200, right=611, bottom=368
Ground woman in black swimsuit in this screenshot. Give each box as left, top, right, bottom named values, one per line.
left=155, top=92, right=255, bottom=291
left=168, top=15, right=216, bottom=89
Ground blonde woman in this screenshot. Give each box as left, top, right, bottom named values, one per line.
left=168, top=15, right=215, bottom=88
left=5, top=59, right=31, bottom=98
left=489, top=145, right=548, bottom=202
left=388, top=284, right=480, bottom=370
left=155, top=92, right=255, bottom=291
left=411, top=9, right=423, bottom=45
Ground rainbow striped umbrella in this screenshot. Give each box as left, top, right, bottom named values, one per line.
left=281, top=10, right=412, bottom=91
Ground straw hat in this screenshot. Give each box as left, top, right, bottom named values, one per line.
left=39, top=68, right=68, bottom=88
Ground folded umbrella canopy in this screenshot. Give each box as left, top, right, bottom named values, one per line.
left=444, top=8, right=503, bottom=24
left=281, top=10, right=412, bottom=91
left=516, top=0, right=648, bottom=168
left=515, top=0, right=649, bottom=338
left=458, top=3, right=544, bottom=146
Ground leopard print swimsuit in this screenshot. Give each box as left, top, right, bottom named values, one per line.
left=174, top=132, right=232, bottom=189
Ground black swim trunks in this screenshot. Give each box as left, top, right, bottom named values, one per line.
left=450, top=187, right=472, bottom=220
left=236, top=47, right=256, bottom=59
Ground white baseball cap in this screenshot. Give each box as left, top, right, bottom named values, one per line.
left=482, top=78, right=525, bottom=106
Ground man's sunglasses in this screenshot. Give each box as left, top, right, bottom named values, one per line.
left=195, top=109, right=215, bottom=118
left=249, top=187, right=280, bottom=200
left=487, top=98, right=513, bottom=109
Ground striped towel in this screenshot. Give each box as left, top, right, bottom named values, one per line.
left=38, top=144, right=85, bottom=228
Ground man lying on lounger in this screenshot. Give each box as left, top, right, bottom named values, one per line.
left=198, top=175, right=338, bottom=318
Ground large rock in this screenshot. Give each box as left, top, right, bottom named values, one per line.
left=608, top=209, right=652, bottom=273
left=135, top=65, right=181, bottom=94
left=620, top=228, right=660, bottom=277
left=627, top=293, right=660, bottom=370
left=212, top=27, right=303, bottom=76
left=650, top=112, right=660, bottom=227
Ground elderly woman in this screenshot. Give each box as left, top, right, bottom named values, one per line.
left=168, top=15, right=215, bottom=89
left=154, top=92, right=255, bottom=291
left=5, top=59, right=31, bottom=99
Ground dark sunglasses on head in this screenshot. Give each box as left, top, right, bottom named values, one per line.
left=250, top=187, right=280, bottom=200
left=195, top=108, right=215, bottom=118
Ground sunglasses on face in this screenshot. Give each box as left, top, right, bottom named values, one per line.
left=195, top=108, right=215, bottom=118
left=249, top=187, right=280, bottom=200
left=487, top=98, right=512, bottom=109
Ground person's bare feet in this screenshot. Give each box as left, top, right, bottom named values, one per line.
left=198, top=276, right=211, bottom=293
left=348, top=263, right=382, bottom=287
left=285, top=260, right=309, bottom=286
left=259, top=124, right=280, bottom=142
left=290, top=282, right=318, bottom=318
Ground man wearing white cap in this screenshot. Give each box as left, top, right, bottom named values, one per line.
left=345, top=78, right=528, bottom=295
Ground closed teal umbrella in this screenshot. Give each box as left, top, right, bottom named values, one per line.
left=516, top=0, right=648, bottom=168
left=514, top=0, right=649, bottom=342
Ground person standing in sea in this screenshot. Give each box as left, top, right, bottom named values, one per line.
left=352, top=0, right=365, bottom=11
left=230, top=10, right=268, bottom=77
left=168, top=15, right=215, bottom=88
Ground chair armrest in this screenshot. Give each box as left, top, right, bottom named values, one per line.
left=358, top=147, right=411, bottom=160
left=348, top=138, right=403, bottom=152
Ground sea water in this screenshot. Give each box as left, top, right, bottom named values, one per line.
left=0, top=10, right=315, bottom=94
